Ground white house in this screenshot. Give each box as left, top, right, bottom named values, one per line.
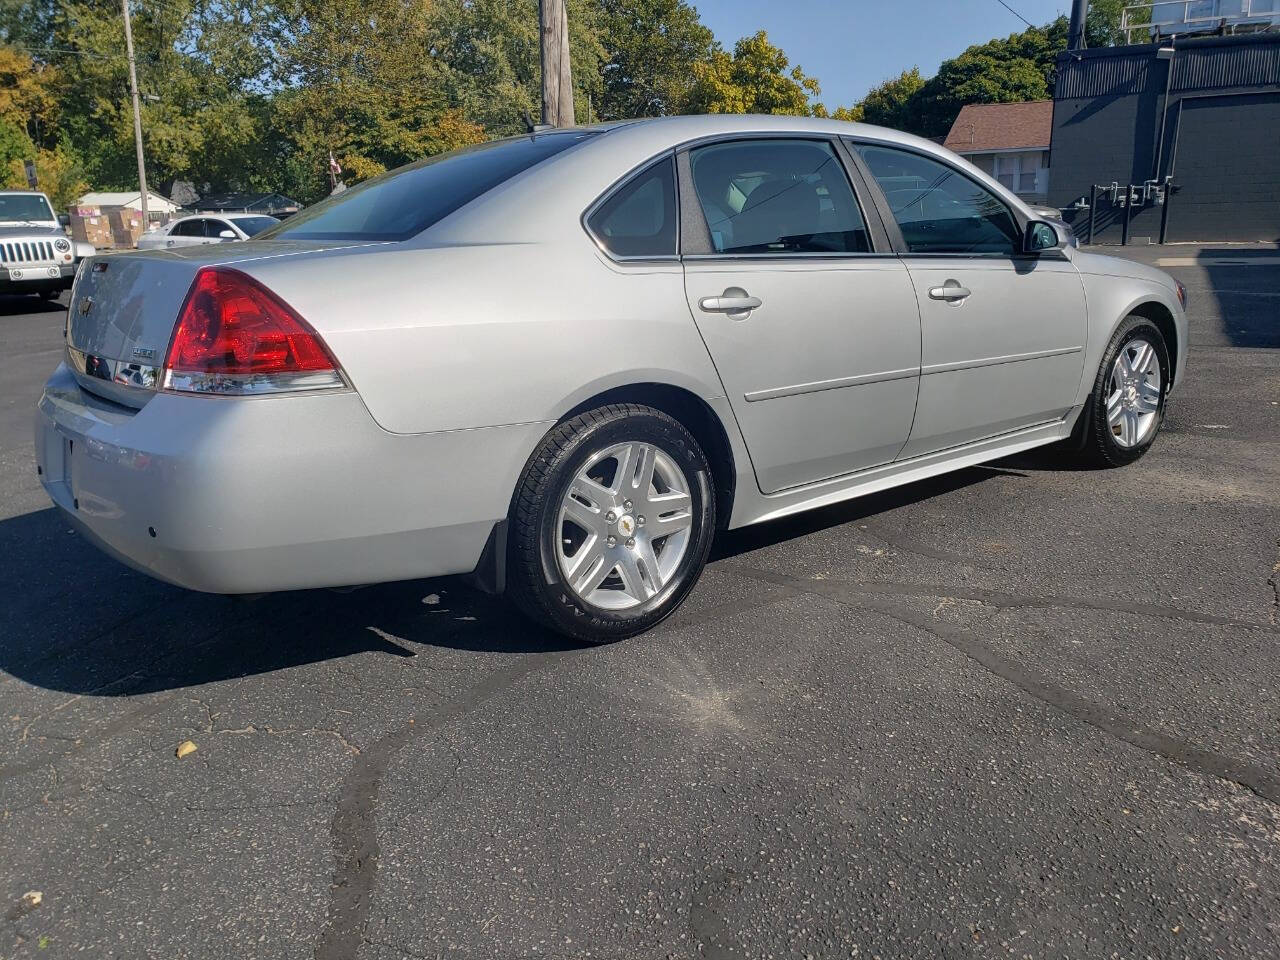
left=944, top=101, right=1053, bottom=202
left=78, top=190, right=182, bottom=219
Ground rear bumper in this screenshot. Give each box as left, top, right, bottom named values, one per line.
left=33, top=363, right=548, bottom=593
left=0, top=262, right=75, bottom=294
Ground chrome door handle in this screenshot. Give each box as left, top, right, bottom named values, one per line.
left=699, top=289, right=762, bottom=316
left=700, top=295, right=761, bottom=311
left=928, top=281, right=971, bottom=302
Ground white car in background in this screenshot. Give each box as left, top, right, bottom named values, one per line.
left=137, top=213, right=280, bottom=250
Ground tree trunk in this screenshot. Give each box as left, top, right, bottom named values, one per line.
left=539, top=0, right=575, bottom=127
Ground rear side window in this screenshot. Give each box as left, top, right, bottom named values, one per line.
left=854, top=143, right=1020, bottom=255
left=266, top=132, right=596, bottom=242
left=687, top=139, right=871, bottom=255
left=171, top=219, right=204, bottom=237
left=586, top=157, right=677, bottom=258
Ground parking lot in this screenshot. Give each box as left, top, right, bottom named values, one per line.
left=1, top=244, right=1277, bottom=959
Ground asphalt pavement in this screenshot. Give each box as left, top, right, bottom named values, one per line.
left=1, top=243, right=1278, bottom=959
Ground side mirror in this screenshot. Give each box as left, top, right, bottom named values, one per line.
left=218, top=229, right=237, bottom=240
left=1024, top=219, right=1064, bottom=254
left=58, top=214, right=70, bottom=227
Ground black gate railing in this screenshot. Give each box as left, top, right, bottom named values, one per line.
left=1081, top=179, right=1179, bottom=245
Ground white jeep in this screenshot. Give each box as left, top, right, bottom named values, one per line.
left=0, top=190, right=90, bottom=300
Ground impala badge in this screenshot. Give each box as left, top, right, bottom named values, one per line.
left=78, top=297, right=93, bottom=315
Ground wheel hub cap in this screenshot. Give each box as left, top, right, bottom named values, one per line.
left=1106, top=337, right=1162, bottom=449
left=555, top=441, right=694, bottom=611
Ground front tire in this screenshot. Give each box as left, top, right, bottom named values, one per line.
left=1071, top=315, right=1170, bottom=467
left=39, top=289, right=60, bottom=301
left=507, top=403, right=715, bottom=643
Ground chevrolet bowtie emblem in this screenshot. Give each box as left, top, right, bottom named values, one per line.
left=78, top=297, right=93, bottom=315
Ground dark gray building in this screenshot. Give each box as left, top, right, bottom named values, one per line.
left=197, top=192, right=301, bottom=218
left=1049, top=30, right=1280, bottom=243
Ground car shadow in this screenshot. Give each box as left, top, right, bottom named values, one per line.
left=0, top=506, right=582, bottom=697
left=712, top=462, right=1027, bottom=560
left=0, top=293, right=66, bottom=316
left=1, top=452, right=1049, bottom=697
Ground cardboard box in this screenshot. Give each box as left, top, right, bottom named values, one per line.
left=70, top=213, right=112, bottom=248
left=68, top=204, right=100, bottom=218
left=106, top=207, right=144, bottom=232
left=109, top=228, right=143, bottom=249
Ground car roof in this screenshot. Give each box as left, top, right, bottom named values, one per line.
left=183, top=212, right=277, bottom=220
left=589, top=113, right=945, bottom=155
left=429, top=113, right=1033, bottom=247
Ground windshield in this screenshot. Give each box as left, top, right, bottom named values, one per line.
left=0, top=194, right=55, bottom=223
left=262, top=131, right=596, bottom=242
left=233, top=216, right=280, bottom=237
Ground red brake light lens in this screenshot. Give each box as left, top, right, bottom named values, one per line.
left=164, top=268, right=344, bottom=393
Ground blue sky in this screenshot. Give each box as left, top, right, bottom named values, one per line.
left=692, top=0, right=1074, bottom=109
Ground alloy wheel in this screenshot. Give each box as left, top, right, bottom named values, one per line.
left=555, top=441, right=694, bottom=610
left=1106, top=337, right=1162, bottom=448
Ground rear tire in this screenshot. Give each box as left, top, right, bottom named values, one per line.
left=507, top=403, right=715, bottom=643
left=1069, top=315, right=1170, bottom=467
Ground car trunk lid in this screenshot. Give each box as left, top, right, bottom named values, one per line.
left=64, top=241, right=359, bottom=408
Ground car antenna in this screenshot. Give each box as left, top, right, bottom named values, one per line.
left=522, top=108, right=553, bottom=135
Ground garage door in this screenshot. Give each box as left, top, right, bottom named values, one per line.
left=1168, top=92, right=1280, bottom=243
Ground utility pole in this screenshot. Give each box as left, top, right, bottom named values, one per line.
left=539, top=0, right=574, bottom=127
left=121, top=0, right=149, bottom=226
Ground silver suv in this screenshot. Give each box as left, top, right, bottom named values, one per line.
left=0, top=190, right=86, bottom=300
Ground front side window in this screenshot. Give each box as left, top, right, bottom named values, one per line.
left=264, top=132, right=595, bottom=242
left=855, top=143, right=1020, bottom=255
left=205, top=219, right=233, bottom=238
left=688, top=139, right=871, bottom=255
left=586, top=157, right=677, bottom=258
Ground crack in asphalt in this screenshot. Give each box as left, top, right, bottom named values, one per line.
left=728, top=564, right=1280, bottom=807
left=1268, top=539, right=1280, bottom=626
left=770, top=575, right=1279, bottom=635
left=313, top=653, right=568, bottom=960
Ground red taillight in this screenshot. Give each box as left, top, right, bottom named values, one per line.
left=164, top=268, right=344, bottom=394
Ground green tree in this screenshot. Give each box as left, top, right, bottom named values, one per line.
left=430, top=0, right=605, bottom=136
left=1086, top=0, right=1128, bottom=47
left=3, top=0, right=279, bottom=194
left=864, top=18, right=1075, bottom=138
left=811, top=103, right=863, bottom=122
left=688, top=30, right=820, bottom=116
left=859, top=67, right=925, bottom=130
left=596, top=0, right=714, bottom=118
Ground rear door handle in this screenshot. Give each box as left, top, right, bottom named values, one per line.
left=699, top=288, right=762, bottom=318
left=928, top=280, right=971, bottom=302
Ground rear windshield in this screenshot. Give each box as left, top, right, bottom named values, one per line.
left=263, top=132, right=596, bottom=242
left=234, top=215, right=279, bottom=237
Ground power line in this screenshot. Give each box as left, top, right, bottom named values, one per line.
left=992, top=0, right=1037, bottom=30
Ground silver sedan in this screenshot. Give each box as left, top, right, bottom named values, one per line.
left=136, top=213, right=280, bottom=249
left=35, top=116, right=1188, bottom=642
